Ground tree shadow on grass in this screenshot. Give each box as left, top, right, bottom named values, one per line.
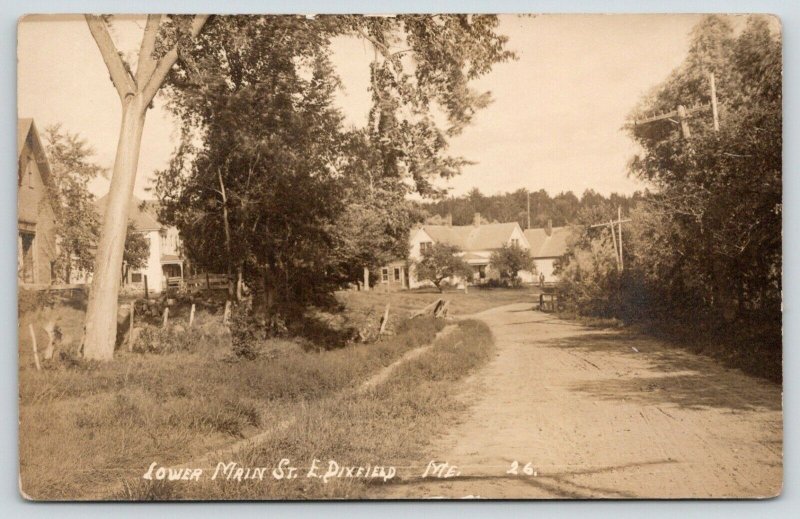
left=541, top=332, right=782, bottom=412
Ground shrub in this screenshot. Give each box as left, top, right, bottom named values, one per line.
left=489, top=243, right=535, bottom=283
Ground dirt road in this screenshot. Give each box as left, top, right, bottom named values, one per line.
left=379, top=303, right=782, bottom=499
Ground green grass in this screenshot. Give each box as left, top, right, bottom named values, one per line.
left=19, top=299, right=448, bottom=500
left=123, top=319, right=495, bottom=500
left=19, top=283, right=512, bottom=501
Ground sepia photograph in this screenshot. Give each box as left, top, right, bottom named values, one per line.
left=17, top=13, right=782, bottom=500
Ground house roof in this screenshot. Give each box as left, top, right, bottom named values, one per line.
left=421, top=222, right=522, bottom=251
left=95, top=194, right=163, bottom=232
left=18, top=118, right=54, bottom=188
left=18, top=118, right=59, bottom=216
left=524, top=226, right=571, bottom=258
left=18, top=118, right=34, bottom=157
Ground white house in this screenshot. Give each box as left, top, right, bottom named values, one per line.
left=524, top=222, right=571, bottom=284
left=95, top=195, right=184, bottom=293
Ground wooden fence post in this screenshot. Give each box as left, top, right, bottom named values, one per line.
left=223, top=300, right=232, bottom=326
left=379, top=304, right=390, bottom=335
left=189, top=303, right=196, bottom=327
left=28, top=323, right=40, bottom=371
left=162, top=307, right=169, bottom=329
left=144, top=275, right=149, bottom=300
left=128, top=302, right=135, bottom=351
left=43, top=321, right=55, bottom=360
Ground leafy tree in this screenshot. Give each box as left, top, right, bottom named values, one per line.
left=156, top=16, right=348, bottom=319
left=415, top=243, right=473, bottom=292
left=327, top=131, right=426, bottom=286
left=490, top=243, right=535, bottom=283
left=155, top=15, right=514, bottom=322
left=627, top=15, right=781, bottom=323
left=559, top=15, right=781, bottom=378
left=122, top=223, right=150, bottom=283
left=42, top=125, right=104, bottom=282
left=558, top=228, right=621, bottom=317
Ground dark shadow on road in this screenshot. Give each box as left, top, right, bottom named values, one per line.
left=541, top=332, right=781, bottom=412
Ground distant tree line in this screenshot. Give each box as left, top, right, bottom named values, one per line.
left=419, top=187, right=645, bottom=228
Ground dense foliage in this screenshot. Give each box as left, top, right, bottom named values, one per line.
left=559, top=15, right=782, bottom=380
left=43, top=125, right=153, bottom=284
left=122, top=222, right=150, bottom=282
left=43, top=125, right=103, bottom=281
left=155, top=15, right=513, bottom=319
left=489, top=243, right=535, bottom=285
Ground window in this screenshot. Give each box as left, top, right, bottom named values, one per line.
left=393, top=267, right=401, bottom=281
left=511, top=238, right=519, bottom=247
left=381, top=268, right=389, bottom=282
left=420, top=241, right=433, bottom=254
left=131, top=272, right=143, bottom=283
left=19, top=231, right=35, bottom=283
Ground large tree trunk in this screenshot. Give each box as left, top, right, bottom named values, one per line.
left=80, top=14, right=208, bottom=361
left=82, top=98, right=147, bottom=360
left=217, top=168, right=237, bottom=301
left=262, top=264, right=278, bottom=322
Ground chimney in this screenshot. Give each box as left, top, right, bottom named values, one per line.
left=545, top=219, right=552, bottom=237
left=473, top=212, right=481, bottom=227
left=445, top=213, right=452, bottom=226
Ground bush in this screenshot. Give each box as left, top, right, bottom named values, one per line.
left=134, top=326, right=206, bottom=355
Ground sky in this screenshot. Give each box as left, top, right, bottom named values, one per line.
left=17, top=14, right=727, bottom=200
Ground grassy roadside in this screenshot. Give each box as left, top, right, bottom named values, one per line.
left=123, top=319, right=495, bottom=500
left=19, top=309, right=446, bottom=500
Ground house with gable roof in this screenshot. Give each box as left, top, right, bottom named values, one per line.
left=524, top=221, right=571, bottom=284
left=376, top=213, right=571, bottom=291
left=378, top=212, right=531, bottom=290
left=18, top=118, right=59, bottom=286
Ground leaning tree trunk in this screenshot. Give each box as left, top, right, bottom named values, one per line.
left=80, top=14, right=209, bottom=360
left=82, top=98, right=147, bottom=360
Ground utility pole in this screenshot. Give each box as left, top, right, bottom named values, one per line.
left=627, top=73, right=720, bottom=138
left=609, top=219, right=621, bottom=270
left=590, top=212, right=630, bottom=271
left=677, top=105, right=691, bottom=139
left=618, top=206, right=624, bottom=271
left=526, top=191, right=531, bottom=230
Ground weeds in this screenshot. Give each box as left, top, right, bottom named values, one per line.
left=19, top=298, right=451, bottom=500
left=126, top=319, right=494, bottom=500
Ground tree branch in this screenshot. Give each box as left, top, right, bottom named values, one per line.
left=135, top=14, right=162, bottom=85
left=84, top=15, right=137, bottom=100
left=141, top=15, right=210, bottom=103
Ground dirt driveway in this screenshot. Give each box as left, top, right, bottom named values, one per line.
left=378, top=303, right=782, bottom=499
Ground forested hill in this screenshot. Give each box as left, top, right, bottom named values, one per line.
left=419, top=188, right=647, bottom=228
